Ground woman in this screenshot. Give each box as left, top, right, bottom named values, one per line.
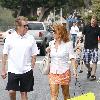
left=46, top=24, right=78, bottom=100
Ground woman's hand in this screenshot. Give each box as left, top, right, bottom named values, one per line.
left=46, top=47, right=51, bottom=53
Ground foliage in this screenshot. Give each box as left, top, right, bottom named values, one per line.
left=0, top=0, right=84, bottom=21
left=0, top=6, right=15, bottom=31
left=91, top=0, right=100, bottom=21
left=27, top=16, right=38, bottom=21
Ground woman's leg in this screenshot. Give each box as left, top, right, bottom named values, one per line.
left=49, top=84, right=59, bottom=100
left=61, top=85, right=70, bottom=100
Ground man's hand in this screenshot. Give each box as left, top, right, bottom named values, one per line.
left=1, top=69, right=7, bottom=79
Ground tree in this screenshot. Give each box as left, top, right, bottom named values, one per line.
left=83, top=0, right=92, bottom=8
left=0, top=0, right=84, bottom=21
left=91, top=0, right=100, bottom=20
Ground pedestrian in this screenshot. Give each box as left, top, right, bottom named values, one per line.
left=75, top=47, right=83, bottom=73
left=75, top=37, right=84, bottom=73
left=1, top=16, right=38, bottom=100
left=82, top=15, right=100, bottom=81
left=70, top=22, right=79, bottom=48
left=46, top=24, right=78, bottom=100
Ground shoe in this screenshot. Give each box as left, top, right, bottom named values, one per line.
left=79, top=70, right=83, bottom=73
left=87, top=71, right=91, bottom=79
left=90, top=75, right=96, bottom=81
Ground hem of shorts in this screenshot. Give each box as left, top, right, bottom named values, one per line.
left=5, top=88, right=34, bottom=92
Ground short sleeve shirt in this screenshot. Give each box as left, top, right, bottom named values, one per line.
left=49, top=40, right=76, bottom=74
left=82, top=24, right=100, bottom=49
left=3, top=31, right=38, bottom=74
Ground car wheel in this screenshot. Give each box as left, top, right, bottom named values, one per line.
left=40, top=39, right=46, bottom=56
left=40, top=45, right=46, bottom=56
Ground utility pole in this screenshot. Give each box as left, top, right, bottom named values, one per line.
left=60, top=8, right=62, bottom=24
left=54, top=7, right=55, bottom=22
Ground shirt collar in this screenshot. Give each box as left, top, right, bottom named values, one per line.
left=14, top=31, right=28, bottom=39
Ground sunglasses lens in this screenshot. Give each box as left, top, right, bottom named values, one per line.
left=24, top=24, right=28, bottom=27
left=23, top=24, right=29, bottom=29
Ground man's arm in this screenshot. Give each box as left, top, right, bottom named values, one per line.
left=1, top=54, right=8, bottom=79
left=31, top=55, right=36, bottom=69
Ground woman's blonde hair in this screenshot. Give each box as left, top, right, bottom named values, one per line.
left=53, top=24, right=70, bottom=42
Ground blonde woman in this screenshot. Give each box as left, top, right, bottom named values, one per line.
left=46, top=24, right=77, bottom=100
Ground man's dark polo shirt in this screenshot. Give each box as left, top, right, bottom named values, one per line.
left=82, top=24, right=100, bottom=49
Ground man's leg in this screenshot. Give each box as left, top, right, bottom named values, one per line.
left=20, top=70, right=34, bottom=100
left=90, top=49, right=98, bottom=81
left=91, top=63, right=97, bottom=76
left=20, top=92, right=28, bottom=100
left=9, top=90, right=16, bottom=100
left=89, top=63, right=97, bottom=81
left=84, top=63, right=92, bottom=78
left=83, top=49, right=92, bottom=78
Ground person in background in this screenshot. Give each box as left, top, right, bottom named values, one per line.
left=1, top=16, right=38, bottom=100
left=75, top=37, right=84, bottom=73
left=46, top=24, right=78, bottom=100
left=82, top=15, right=100, bottom=81
left=70, top=22, right=79, bottom=48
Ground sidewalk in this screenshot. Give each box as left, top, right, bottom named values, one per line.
left=0, top=63, right=100, bottom=100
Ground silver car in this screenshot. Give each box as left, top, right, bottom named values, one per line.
left=27, top=21, right=50, bottom=56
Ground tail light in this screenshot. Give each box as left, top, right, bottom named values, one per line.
left=39, top=32, right=43, bottom=37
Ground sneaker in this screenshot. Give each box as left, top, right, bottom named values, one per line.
left=90, top=75, right=96, bottom=81
left=87, top=71, right=91, bottom=79
left=79, top=70, right=83, bottom=73
left=87, top=68, right=92, bottom=79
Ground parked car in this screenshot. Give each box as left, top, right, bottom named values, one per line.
left=27, top=21, right=53, bottom=56
left=3, top=22, right=54, bottom=56
left=45, top=25, right=54, bottom=46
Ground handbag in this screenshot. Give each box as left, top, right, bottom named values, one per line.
left=39, top=53, right=51, bottom=75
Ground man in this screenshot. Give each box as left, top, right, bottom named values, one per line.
left=70, top=22, right=79, bottom=48
left=82, top=16, right=100, bottom=81
left=1, top=16, right=38, bottom=100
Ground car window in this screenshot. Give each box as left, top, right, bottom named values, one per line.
left=28, top=23, right=44, bottom=30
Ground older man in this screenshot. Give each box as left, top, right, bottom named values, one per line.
left=82, top=15, right=100, bottom=81
left=1, top=16, right=38, bottom=100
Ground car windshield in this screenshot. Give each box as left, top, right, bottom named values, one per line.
left=28, top=23, right=44, bottom=30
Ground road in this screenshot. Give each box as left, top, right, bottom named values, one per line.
left=0, top=45, right=100, bottom=100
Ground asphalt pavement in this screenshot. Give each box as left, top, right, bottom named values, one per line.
left=0, top=45, right=100, bottom=100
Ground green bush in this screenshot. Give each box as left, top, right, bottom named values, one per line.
left=27, top=16, right=38, bottom=21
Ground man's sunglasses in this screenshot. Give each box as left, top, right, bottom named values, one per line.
left=23, top=24, right=29, bottom=28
